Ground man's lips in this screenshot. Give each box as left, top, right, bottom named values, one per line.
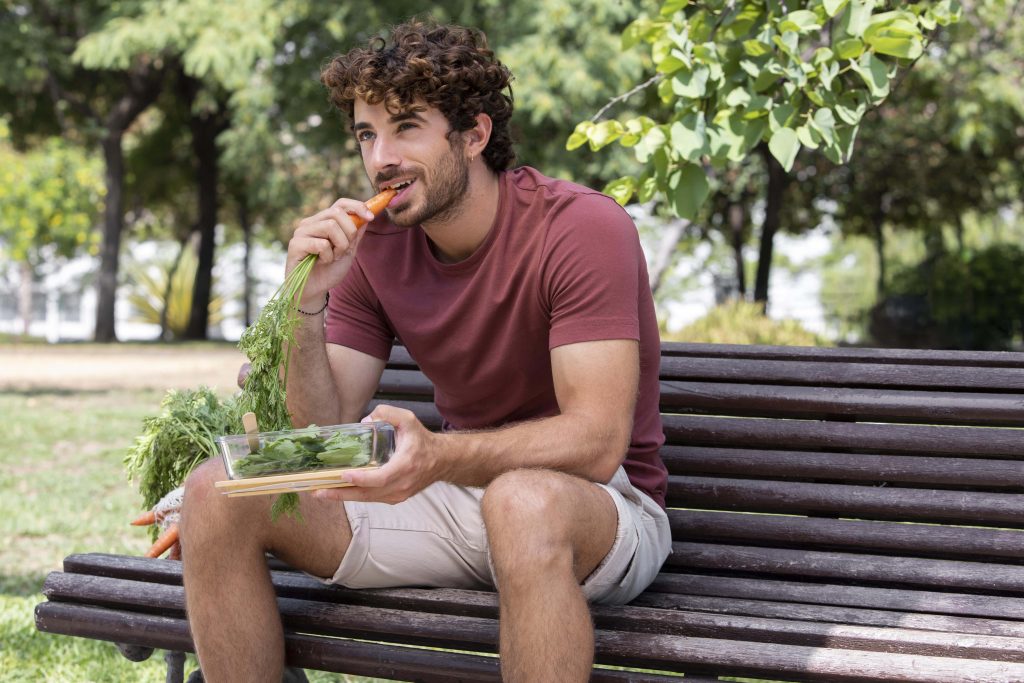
left=388, top=179, right=416, bottom=205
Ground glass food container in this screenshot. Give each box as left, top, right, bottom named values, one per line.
left=213, top=421, right=395, bottom=497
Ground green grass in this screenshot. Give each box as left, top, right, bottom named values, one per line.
left=0, top=387, right=382, bottom=682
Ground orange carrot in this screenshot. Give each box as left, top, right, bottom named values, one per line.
left=349, top=188, right=397, bottom=229
left=145, top=523, right=180, bottom=558
left=167, top=542, right=182, bottom=561
left=130, top=510, right=156, bottom=527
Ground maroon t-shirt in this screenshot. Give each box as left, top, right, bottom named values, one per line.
left=325, top=166, right=668, bottom=508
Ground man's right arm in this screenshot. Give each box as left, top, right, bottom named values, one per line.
left=285, top=309, right=386, bottom=426
left=282, top=197, right=388, bottom=427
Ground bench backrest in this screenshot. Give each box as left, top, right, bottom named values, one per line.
left=370, top=341, right=1024, bottom=597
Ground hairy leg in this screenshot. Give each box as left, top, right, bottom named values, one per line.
left=481, top=469, right=618, bottom=683
left=179, top=459, right=351, bottom=682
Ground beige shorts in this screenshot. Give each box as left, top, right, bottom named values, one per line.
left=317, top=467, right=672, bottom=605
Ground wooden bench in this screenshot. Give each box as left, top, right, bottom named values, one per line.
left=35, top=341, right=1024, bottom=682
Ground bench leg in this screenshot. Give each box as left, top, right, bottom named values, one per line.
left=165, top=650, right=185, bottom=683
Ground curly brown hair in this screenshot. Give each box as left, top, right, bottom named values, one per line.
left=321, top=20, right=515, bottom=172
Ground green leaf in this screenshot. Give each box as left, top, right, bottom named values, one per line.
left=864, top=17, right=923, bottom=59
left=671, top=113, right=708, bottom=162
left=587, top=120, right=625, bottom=151
left=818, top=61, right=840, bottom=89
left=635, top=126, right=668, bottom=163
left=637, top=175, right=658, bottom=203
left=835, top=91, right=868, bottom=125
left=811, top=107, right=837, bottom=145
left=768, top=127, right=800, bottom=171
left=603, top=176, right=637, bottom=206
left=929, top=0, right=962, bottom=26
left=778, top=10, right=821, bottom=34
left=852, top=53, right=890, bottom=99
left=836, top=123, right=859, bottom=162
left=796, top=124, right=820, bottom=149
left=834, top=37, right=864, bottom=59
left=668, top=163, right=710, bottom=220
left=769, top=102, right=796, bottom=132
left=840, top=0, right=873, bottom=38
left=671, top=66, right=710, bottom=98
left=566, top=121, right=594, bottom=151
left=823, top=0, right=848, bottom=18
left=660, top=0, right=690, bottom=16
left=772, top=31, right=799, bottom=57
left=725, top=86, right=752, bottom=107
left=743, top=39, right=772, bottom=57
left=743, top=117, right=769, bottom=153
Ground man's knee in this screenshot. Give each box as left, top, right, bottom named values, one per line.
left=481, top=470, right=578, bottom=564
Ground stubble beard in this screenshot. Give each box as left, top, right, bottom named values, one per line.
left=388, top=136, right=471, bottom=228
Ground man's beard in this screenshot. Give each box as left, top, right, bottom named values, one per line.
left=388, top=136, right=471, bottom=228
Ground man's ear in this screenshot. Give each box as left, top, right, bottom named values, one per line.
left=465, top=112, right=492, bottom=158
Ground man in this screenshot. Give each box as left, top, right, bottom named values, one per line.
left=180, top=20, right=670, bottom=683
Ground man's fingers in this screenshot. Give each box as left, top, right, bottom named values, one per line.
left=364, top=404, right=416, bottom=426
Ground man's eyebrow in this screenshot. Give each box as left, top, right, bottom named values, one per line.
left=389, top=111, right=427, bottom=124
left=351, top=111, right=426, bottom=134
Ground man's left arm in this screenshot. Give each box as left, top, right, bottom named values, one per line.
left=325, top=338, right=638, bottom=503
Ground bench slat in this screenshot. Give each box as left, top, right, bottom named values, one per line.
left=663, top=415, right=1024, bottom=457
left=45, top=601, right=1024, bottom=683
left=667, top=542, right=1024, bottom=592
left=648, top=573, right=1024, bottom=621
left=56, top=553, right=1024, bottom=631
left=40, top=572, right=1024, bottom=677
left=660, top=356, right=1024, bottom=391
left=660, top=381, right=1024, bottom=426
left=669, top=476, right=1024, bottom=526
left=632, top=591, right=1024, bottom=638
left=661, top=342, right=1024, bottom=368
left=662, top=446, right=1024, bottom=488
left=669, top=510, right=1024, bottom=560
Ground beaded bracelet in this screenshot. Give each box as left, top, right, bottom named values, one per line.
left=298, top=292, right=329, bottom=315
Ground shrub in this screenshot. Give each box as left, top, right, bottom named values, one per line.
left=870, top=244, right=1024, bottom=350
left=663, top=300, right=826, bottom=346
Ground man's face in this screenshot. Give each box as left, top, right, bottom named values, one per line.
left=353, top=99, right=470, bottom=227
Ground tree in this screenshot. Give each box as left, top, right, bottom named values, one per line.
left=72, top=0, right=284, bottom=339
left=0, top=125, right=104, bottom=336
left=569, top=0, right=961, bottom=306
left=0, top=0, right=167, bottom=342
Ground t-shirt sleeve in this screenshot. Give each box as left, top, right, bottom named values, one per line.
left=542, top=194, right=644, bottom=350
left=323, top=259, right=395, bottom=361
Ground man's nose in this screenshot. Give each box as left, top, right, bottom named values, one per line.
left=369, top=135, right=401, bottom=171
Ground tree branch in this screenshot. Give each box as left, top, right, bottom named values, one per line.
left=590, top=73, right=665, bottom=122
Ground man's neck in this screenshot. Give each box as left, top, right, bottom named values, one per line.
left=421, top=165, right=501, bottom=264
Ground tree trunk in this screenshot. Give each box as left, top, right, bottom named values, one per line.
left=239, top=197, right=253, bottom=327
left=92, top=65, right=165, bottom=343
left=160, top=236, right=189, bottom=341
left=184, top=107, right=225, bottom=340
left=18, top=260, right=33, bottom=338
left=649, top=218, right=688, bottom=295
left=95, top=131, right=126, bottom=343
left=753, top=145, right=787, bottom=307
left=872, top=211, right=886, bottom=299
left=728, top=201, right=747, bottom=298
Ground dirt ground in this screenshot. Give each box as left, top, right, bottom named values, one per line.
left=0, top=343, right=248, bottom=392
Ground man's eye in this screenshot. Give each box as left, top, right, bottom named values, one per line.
left=356, top=131, right=374, bottom=142
left=397, top=122, right=417, bottom=132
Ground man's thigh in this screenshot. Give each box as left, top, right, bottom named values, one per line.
left=318, top=481, right=493, bottom=590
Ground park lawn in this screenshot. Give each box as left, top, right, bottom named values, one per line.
left=0, top=387, right=380, bottom=683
